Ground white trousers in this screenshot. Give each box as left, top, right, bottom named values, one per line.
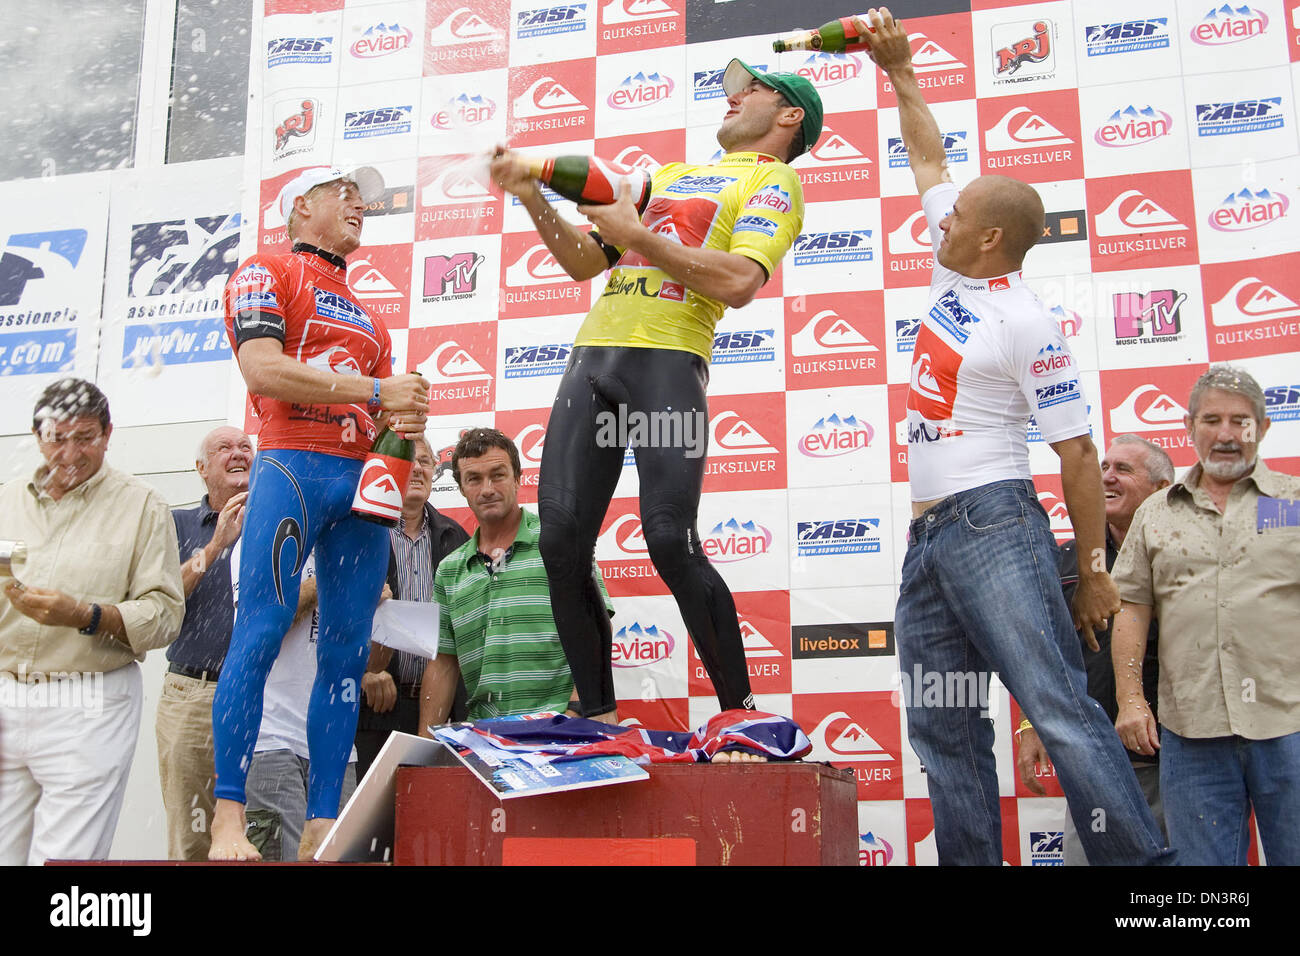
left=0, top=662, right=142, bottom=865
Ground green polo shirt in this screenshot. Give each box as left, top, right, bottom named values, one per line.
left=435, top=508, right=612, bottom=720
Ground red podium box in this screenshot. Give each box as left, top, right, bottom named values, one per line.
left=394, top=762, right=857, bottom=866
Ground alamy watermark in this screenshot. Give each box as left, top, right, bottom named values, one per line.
left=0, top=668, right=104, bottom=716
left=594, top=405, right=707, bottom=459
left=892, top=665, right=1003, bottom=719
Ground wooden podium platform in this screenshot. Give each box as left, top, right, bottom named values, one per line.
left=393, top=761, right=857, bottom=866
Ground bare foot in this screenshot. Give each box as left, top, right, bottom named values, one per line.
left=711, top=749, right=768, bottom=763
left=298, top=817, right=334, bottom=862
left=208, top=798, right=262, bottom=861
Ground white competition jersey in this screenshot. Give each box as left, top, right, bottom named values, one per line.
left=906, top=182, right=1090, bottom=501
left=230, top=546, right=357, bottom=761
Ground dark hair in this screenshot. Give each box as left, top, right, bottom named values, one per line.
left=775, top=92, right=805, bottom=163
left=32, top=377, right=111, bottom=432
left=451, top=427, right=521, bottom=486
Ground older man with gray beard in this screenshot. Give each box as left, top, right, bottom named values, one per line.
left=1112, top=364, right=1300, bottom=865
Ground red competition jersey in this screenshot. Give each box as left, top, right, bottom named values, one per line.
left=224, top=248, right=392, bottom=460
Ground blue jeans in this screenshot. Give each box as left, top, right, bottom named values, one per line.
left=1161, top=729, right=1300, bottom=865
left=896, top=479, right=1174, bottom=865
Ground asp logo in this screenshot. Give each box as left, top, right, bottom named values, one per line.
left=1030, top=831, right=1065, bottom=865
left=503, top=342, right=571, bottom=378
left=612, top=622, right=674, bottom=668
left=692, top=66, right=731, bottom=102
left=887, top=131, right=967, bottom=166
left=1094, top=105, right=1173, bottom=147
left=796, top=518, right=881, bottom=556
left=607, top=72, right=674, bottom=110
left=343, top=106, right=413, bottom=139
left=351, top=22, right=413, bottom=58
left=712, top=328, right=776, bottom=365
left=1208, top=187, right=1289, bottom=232
left=128, top=216, right=240, bottom=298
left=267, top=37, right=333, bottom=68
left=1034, top=379, right=1081, bottom=409
left=1264, top=384, right=1300, bottom=421
left=792, top=231, right=873, bottom=266
left=1189, top=4, right=1269, bottom=45
left=1195, top=98, right=1285, bottom=136
left=1084, top=19, right=1170, bottom=55
left=516, top=4, right=588, bottom=38
left=0, top=229, right=88, bottom=307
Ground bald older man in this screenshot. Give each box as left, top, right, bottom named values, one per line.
left=155, top=425, right=252, bottom=860
left=863, top=8, right=1173, bottom=864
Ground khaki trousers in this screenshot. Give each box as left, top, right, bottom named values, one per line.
left=155, top=670, right=218, bottom=861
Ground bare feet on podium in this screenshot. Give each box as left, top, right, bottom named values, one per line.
left=208, top=798, right=262, bottom=861
left=711, top=749, right=767, bottom=763
left=298, top=817, right=334, bottom=861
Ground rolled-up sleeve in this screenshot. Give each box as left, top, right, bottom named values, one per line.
left=1112, top=499, right=1155, bottom=607
left=118, top=490, right=185, bottom=653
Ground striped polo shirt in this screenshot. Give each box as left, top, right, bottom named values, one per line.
left=435, top=508, right=611, bottom=720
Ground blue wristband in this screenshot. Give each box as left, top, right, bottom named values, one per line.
left=368, top=377, right=382, bottom=411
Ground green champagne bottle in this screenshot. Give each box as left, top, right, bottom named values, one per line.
left=351, top=426, right=414, bottom=528
left=523, top=155, right=652, bottom=214
left=772, top=16, right=872, bottom=53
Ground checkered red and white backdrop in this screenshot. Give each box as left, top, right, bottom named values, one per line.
left=241, top=0, right=1300, bottom=864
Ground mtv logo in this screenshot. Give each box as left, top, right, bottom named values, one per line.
left=1113, top=290, right=1186, bottom=338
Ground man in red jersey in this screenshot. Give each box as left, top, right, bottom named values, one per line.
left=209, top=166, right=429, bottom=860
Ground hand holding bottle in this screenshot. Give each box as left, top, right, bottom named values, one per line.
left=577, top=181, right=647, bottom=250
left=855, top=9, right=911, bottom=73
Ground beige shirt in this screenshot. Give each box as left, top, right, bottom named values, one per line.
left=0, top=464, right=184, bottom=676
left=1112, top=458, right=1300, bottom=740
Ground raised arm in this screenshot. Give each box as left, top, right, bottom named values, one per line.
left=490, top=149, right=612, bottom=282
left=857, top=8, right=950, bottom=198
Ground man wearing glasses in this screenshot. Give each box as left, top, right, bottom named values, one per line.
left=1112, top=365, right=1300, bottom=865
left=0, top=377, right=184, bottom=865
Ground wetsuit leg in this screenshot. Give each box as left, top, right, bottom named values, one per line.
left=212, top=450, right=320, bottom=804
left=306, top=496, right=388, bottom=820
left=625, top=350, right=754, bottom=712
left=537, top=347, right=635, bottom=716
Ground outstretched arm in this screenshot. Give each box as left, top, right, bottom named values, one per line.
left=1052, top=434, right=1120, bottom=649
left=856, top=8, right=950, bottom=197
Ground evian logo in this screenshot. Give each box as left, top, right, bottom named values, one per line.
left=795, top=52, right=863, bottom=87
left=612, top=622, right=674, bottom=667
left=514, top=76, right=588, bottom=117
left=888, top=210, right=930, bottom=255
left=809, top=711, right=892, bottom=761
left=351, top=22, right=413, bottom=58
left=1094, top=189, right=1187, bottom=237
left=607, top=71, right=674, bottom=110
left=431, top=93, right=497, bottom=130
left=791, top=309, right=880, bottom=357
left=701, top=518, right=773, bottom=563
left=985, top=106, right=1073, bottom=152
left=1109, top=384, right=1189, bottom=432
left=1031, top=343, right=1073, bottom=376
left=710, top=410, right=778, bottom=456
left=602, top=0, right=676, bottom=24
left=347, top=259, right=401, bottom=300
left=425, top=341, right=493, bottom=383
left=860, top=832, right=895, bottom=866
left=1190, top=4, right=1268, bottom=45
left=429, top=7, right=502, bottom=46
left=798, top=413, right=873, bottom=458
left=505, top=244, right=571, bottom=286
left=797, top=126, right=872, bottom=167
left=1095, top=105, right=1172, bottom=147
left=1208, top=187, right=1288, bottom=232
left=1210, top=276, right=1300, bottom=326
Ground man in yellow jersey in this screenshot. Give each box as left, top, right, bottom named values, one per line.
left=491, top=62, right=822, bottom=724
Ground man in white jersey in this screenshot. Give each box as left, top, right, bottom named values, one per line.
left=863, top=8, right=1173, bottom=865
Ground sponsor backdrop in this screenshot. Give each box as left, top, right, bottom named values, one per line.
left=232, top=0, right=1299, bottom=864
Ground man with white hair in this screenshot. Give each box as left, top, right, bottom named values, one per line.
left=1113, top=364, right=1300, bottom=864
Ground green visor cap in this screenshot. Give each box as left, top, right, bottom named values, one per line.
left=722, top=58, right=824, bottom=156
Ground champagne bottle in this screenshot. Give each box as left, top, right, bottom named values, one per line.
left=522, top=155, right=652, bottom=214
left=772, top=16, right=872, bottom=53
left=0, top=540, right=27, bottom=579
left=351, top=426, right=414, bottom=528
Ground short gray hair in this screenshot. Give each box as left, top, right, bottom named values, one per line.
left=1188, top=364, right=1266, bottom=426
left=1111, top=433, right=1174, bottom=485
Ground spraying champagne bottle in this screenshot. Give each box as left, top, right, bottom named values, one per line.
left=772, top=16, right=872, bottom=53
left=521, top=155, right=652, bottom=213
left=351, top=425, right=414, bottom=528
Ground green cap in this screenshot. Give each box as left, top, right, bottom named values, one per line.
left=722, top=58, right=824, bottom=156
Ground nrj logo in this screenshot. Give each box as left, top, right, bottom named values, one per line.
left=607, top=72, right=674, bottom=110
left=1208, top=187, right=1288, bottom=232
left=1094, top=105, right=1172, bottom=147
left=701, top=518, right=773, bottom=563
left=612, top=622, right=674, bottom=667
left=798, top=413, right=874, bottom=458
left=1189, top=4, right=1268, bottom=45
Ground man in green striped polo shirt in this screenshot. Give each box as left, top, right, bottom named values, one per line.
left=418, top=428, right=612, bottom=730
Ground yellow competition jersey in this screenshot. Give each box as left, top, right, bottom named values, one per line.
left=575, top=151, right=804, bottom=361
